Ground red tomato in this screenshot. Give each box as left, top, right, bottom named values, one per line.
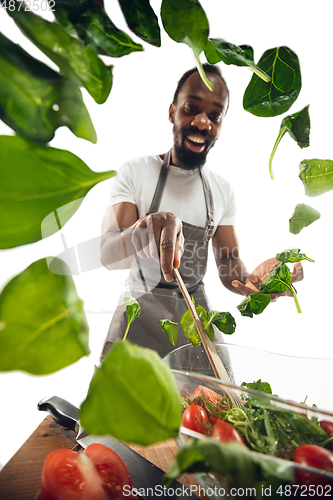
left=41, top=444, right=133, bottom=500
left=211, top=419, right=245, bottom=446
left=193, top=385, right=229, bottom=412
left=320, top=420, right=333, bottom=437
left=182, top=404, right=209, bottom=434
left=293, top=444, right=333, bottom=486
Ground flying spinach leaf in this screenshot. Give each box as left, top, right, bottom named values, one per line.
left=160, top=319, right=178, bottom=346
left=237, top=293, right=270, bottom=318
left=52, top=0, right=143, bottom=57
left=160, top=0, right=213, bottom=90
left=269, top=105, right=310, bottom=179
left=80, top=340, right=182, bottom=445
left=206, top=310, right=236, bottom=335
left=299, top=159, right=333, bottom=197
left=8, top=6, right=113, bottom=104
left=0, top=136, right=116, bottom=249
left=259, top=264, right=301, bottom=313
left=276, top=249, right=314, bottom=264
left=204, top=38, right=270, bottom=82
left=180, top=304, right=214, bottom=347
left=289, top=203, right=321, bottom=235
left=118, top=0, right=161, bottom=47
left=241, top=379, right=272, bottom=394
left=123, top=296, right=141, bottom=341
left=243, top=46, right=302, bottom=117
left=0, top=258, right=89, bottom=375
left=0, top=32, right=96, bottom=143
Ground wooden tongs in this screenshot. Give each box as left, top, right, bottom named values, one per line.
left=173, top=268, right=242, bottom=408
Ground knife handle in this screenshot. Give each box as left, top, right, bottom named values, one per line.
left=38, top=396, right=79, bottom=432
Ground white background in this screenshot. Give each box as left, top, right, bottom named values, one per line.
left=0, top=0, right=333, bottom=468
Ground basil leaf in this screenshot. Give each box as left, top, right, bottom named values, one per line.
left=237, top=293, right=270, bottom=318
left=299, top=158, right=333, bottom=197
left=260, top=263, right=302, bottom=313
left=205, top=38, right=270, bottom=82
left=276, top=249, right=314, bottom=264
left=80, top=340, right=182, bottom=445
left=180, top=304, right=214, bottom=347
left=118, top=0, right=161, bottom=47
left=0, top=136, right=116, bottom=249
left=0, top=258, right=90, bottom=375
left=269, top=105, right=310, bottom=179
left=52, top=0, right=143, bottom=57
left=243, top=46, right=302, bottom=117
left=8, top=6, right=113, bottom=104
left=241, top=380, right=272, bottom=394
left=161, top=0, right=213, bottom=90
left=289, top=203, right=321, bottom=235
left=123, top=296, right=141, bottom=341
left=0, top=32, right=96, bottom=143
left=207, top=310, right=236, bottom=335
left=160, top=319, right=178, bottom=346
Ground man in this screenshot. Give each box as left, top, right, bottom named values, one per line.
left=100, top=64, right=303, bottom=358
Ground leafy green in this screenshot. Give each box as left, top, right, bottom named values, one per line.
left=276, top=249, right=314, bottom=264
left=160, top=0, right=213, bottom=90
left=52, top=0, right=143, bottom=58
left=7, top=6, right=113, bottom=105
left=289, top=203, right=321, bottom=235
left=0, top=258, right=90, bottom=375
left=123, top=296, right=141, bottom=341
left=269, top=105, right=310, bottom=179
left=205, top=38, right=271, bottom=82
left=160, top=319, right=178, bottom=346
left=0, top=32, right=96, bottom=143
left=259, top=264, right=301, bottom=313
left=118, top=0, right=161, bottom=47
left=80, top=340, right=182, bottom=445
left=299, top=158, right=333, bottom=197
left=206, top=310, right=236, bottom=335
left=0, top=135, right=116, bottom=249
left=237, top=293, right=270, bottom=318
left=241, top=380, right=272, bottom=394
left=243, top=46, right=302, bottom=117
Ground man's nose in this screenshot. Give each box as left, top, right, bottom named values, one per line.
left=191, top=112, right=211, bottom=131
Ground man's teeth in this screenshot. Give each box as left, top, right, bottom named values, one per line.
left=187, top=135, right=205, bottom=144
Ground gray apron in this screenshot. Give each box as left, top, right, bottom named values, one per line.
left=101, top=151, right=225, bottom=358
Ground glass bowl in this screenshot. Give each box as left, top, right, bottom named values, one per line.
left=163, top=343, right=333, bottom=498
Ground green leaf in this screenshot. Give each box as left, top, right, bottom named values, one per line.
left=8, top=6, right=113, bottom=104
left=237, top=293, right=271, bottom=318
left=160, top=0, right=213, bottom=90
left=276, top=249, right=314, bottom=264
left=259, top=263, right=302, bottom=313
left=180, top=304, right=214, bottom=347
left=205, top=38, right=270, bottom=82
left=289, top=203, right=321, bottom=235
left=269, top=105, right=310, bottom=179
left=123, top=296, right=141, bottom=341
left=118, top=0, right=161, bottom=47
left=243, top=46, right=302, bottom=117
left=0, top=258, right=90, bottom=375
left=0, top=32, right=96, bottom=143
left=0, top=136, right=116, bottom=249
left=52, top=0, right=143, bottom=57
left=241, top=380, right=272, bottom=394
left=160, top=319, right=178, bottom=346
left=80, top=340, right=182, bottom=445
left=207, top=310, right=236, bottom=334
left=299, top=158, right=333, bottom=197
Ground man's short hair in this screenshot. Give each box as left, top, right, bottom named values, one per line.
left=172, top=63, right=229, bottom=105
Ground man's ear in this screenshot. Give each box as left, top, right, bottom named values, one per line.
left=169, top=103, right=175, bottom=123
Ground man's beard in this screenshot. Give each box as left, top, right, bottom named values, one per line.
left=172, top=125, right=215, bottom=170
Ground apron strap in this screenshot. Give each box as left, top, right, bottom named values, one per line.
left=200, top=168, right=215, bottom=239
left=147, top=150, right=171, bottom=215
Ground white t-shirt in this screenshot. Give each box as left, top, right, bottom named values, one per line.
left=109, top=154, right=236, bottom=232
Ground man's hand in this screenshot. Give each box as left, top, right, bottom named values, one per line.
left=231, top=257, right=304, bottom=300
left=132, top=212, right=184, bottom=282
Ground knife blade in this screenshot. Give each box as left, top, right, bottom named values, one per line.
left=38, top=396, right=193, bottom=500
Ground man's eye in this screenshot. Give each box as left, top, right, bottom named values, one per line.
left=184, top=104, right=196, bottom=113
left=211, top=114, right=222, bottom=123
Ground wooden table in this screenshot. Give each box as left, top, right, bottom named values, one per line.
left=0, top=415, right=205, bottom=500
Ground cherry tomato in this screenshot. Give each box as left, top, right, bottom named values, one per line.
left=320, top=420, right=333, bottom=437
left=182, top=404, right=209, bottom=434
left=293, top=444, right=333, bottom=486
left=41, top=443, right=133, bottom=500
left=211, top=419, right=245, bottom=445
left=193, top=385, right=229, bottom=412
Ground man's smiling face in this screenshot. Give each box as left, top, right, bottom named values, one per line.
left=169, top=71, right=229, bottom=169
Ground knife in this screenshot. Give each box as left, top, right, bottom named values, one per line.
left=38, top=396, right=193, bottom=500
